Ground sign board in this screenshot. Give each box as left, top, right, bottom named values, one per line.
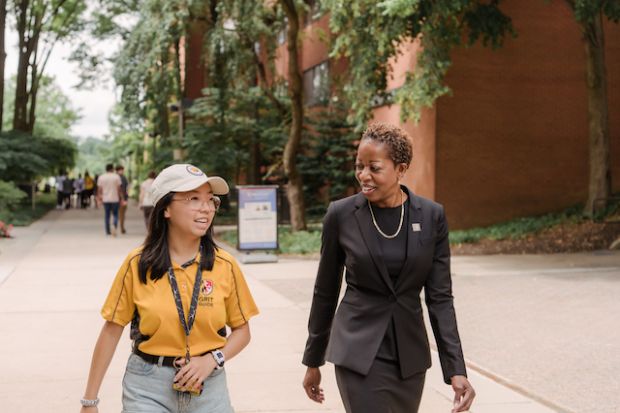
left=237, top=186, right=278, bottom=251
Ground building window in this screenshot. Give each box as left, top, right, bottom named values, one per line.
left=304, top=0, right=322, bottom=26
left=303, top=61, right=329, bottom=106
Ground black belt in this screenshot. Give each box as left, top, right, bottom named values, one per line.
left=133, top=348, right=212, bottom=367
left=133, top=348, right=179, bottom=367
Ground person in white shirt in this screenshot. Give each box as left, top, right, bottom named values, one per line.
left=97, top=164, right=123, bottom=236
left=74, top=174, right=85, bottom=209
left=139, top=170, right=157, bottom=228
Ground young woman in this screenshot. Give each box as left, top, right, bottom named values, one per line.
left=302, top=123, right=475, bottom=413
left=81, top=164, right=259, bottom=413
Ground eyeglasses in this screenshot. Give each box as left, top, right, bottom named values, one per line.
left=171, top=195, right=221, bottom=212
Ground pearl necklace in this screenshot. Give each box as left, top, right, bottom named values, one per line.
left=367, top=191, right=404, bottom=239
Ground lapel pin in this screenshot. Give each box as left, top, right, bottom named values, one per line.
left=412, top=223, right=421, bottom=232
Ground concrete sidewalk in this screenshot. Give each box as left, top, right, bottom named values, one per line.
left=0, top=206, right=605, bottom=412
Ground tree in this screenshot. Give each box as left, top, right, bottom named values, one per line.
left=185, top=0, right=310, bottom=229
left=109, top=0, right=190, bottom=174
left=323, top=0, right=515, bottom=123
left=209, top=0, right=309, bottom=229
left=299, top=100, right=358, bottom=217
left=0, top=0, right=6, bottom=132
left=3, top=75, right=81, bottom=140
left=279, top=0, right=307, bottom=230
left=563, top=1, right=620, bottom=216
left=0, top=130, right=76, bottom=183
left=71, top=0, right=190, bottom=180
left=75, top=136, right=111, bottom=175
left=11, top=0, right=85, bottom=132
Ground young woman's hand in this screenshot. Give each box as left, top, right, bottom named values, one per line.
left=174, top=355, right=217, bottom=391
left=451, top=375, right=475, bottom=412
left=80, top=407, right=98, bottom=413
left=302, top=367, right=325, bottom=403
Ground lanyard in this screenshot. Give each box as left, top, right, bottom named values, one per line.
left=167, top=261, right=202, bottom=362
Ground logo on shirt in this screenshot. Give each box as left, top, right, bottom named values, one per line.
left=201, top=279, right=214, bottom=296
left=186, top=165, right=204, bottom=176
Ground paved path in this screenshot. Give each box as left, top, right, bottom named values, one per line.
left=1, top=205, right=614, bottom=412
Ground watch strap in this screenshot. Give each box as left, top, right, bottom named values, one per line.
left=211, top=349, right=225, bottom=369
left=80, top=398, right=100, bottom=407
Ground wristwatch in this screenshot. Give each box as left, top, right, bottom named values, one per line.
left=80, top=397, right=100, bottom=407
left=211, top=349, right=225, bottom=369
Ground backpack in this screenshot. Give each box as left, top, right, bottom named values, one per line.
left=62, top=178, right=73, bottom=193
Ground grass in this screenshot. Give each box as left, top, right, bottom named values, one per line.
left=449, top=200, right=620, bottom=244
left=7, top=192, right=57, bottom=226
left=217, top=225, right=322, bottom=255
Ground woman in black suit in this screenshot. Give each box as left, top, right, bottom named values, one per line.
left=302, top=123, right=475, bottom=413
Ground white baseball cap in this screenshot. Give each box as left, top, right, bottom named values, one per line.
left=150, top=164, right=229, bottom=206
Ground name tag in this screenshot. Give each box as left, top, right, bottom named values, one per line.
left=412, top=223, right=421, bottom=232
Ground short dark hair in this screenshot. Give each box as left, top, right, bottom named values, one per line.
left=148, top=170, right=156, bottom=179
left=115, top=165, right=124, bottom=171
left=361, top=123, right=413, bottom=167
left=105, top=163, right=114, bottom=172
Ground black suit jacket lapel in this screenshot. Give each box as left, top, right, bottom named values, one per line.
left=353, top=194, right=395, bottom=294
left=396, top=187, right=423, bottom=288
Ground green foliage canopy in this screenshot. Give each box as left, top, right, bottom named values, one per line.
left=323, top=0, right=515, bottom=123
left=0, top=130, right=77, bottom=183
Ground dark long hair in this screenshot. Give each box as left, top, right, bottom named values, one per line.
left=138, top=192, right=218, bottom=284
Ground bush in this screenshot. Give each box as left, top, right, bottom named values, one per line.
left=0, top=180, right=27, bottom=223
left=299, top=102, right=358, bottom=217
left=9, top=192, right=57, bottom=226
left=449, top=205, right=584, bottom=244
left=0, top=130, right=76, bottom=184
left=217, top=225, right=323, bottom=255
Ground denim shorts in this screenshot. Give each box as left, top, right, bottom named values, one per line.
left=122, top=353, right=234, bottom=413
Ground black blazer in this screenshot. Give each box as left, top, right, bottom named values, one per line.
left=302, top=187, right=467, bottom=383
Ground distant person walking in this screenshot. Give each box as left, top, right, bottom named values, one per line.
left=83, top=171, right=95, bottom=208
left=55, top=171, right=67, bottom=210
left=116, top=165, right=129, bottom=234
left=74, top=174, right=84, bottom=209
left=97, top=164, right=122, bottom=236
left=62, top=174, right=74, bottom=210
left=139, top=170, right=157, bottom=227
left=93, top=174, right=99, bottom=209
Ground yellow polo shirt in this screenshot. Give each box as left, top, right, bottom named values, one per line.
left=101, top=247, right=259, bottom=357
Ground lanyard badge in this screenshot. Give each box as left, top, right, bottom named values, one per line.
left=168, top=263, right=203, bottom=396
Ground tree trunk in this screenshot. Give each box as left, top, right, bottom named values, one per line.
left=280, top=0, right=306, bottom=231
left=27, top=60, right=39, bottom=133
left=582, top=12, right=611, bottom=217
left=248, top=113, right=261, bottom=184
left=156, top=47, right=171, bottom=140
left=13, top=0, right=30, bottom=131
left=173, top=38, right=184, bottom=159
left=0, top=0, right=6, bottom=132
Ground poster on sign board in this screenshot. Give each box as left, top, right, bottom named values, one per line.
left=237, top=186, right=278, bottom=250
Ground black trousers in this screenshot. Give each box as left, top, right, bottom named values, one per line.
left=335, top=358, right=426, bottom=413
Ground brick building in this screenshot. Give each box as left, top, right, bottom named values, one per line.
left=183, top=0, right=620, bottom=229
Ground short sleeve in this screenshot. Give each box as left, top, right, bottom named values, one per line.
left=225, top=258, right=259, bottom=328
left=101, top=252, right=139, bottom=326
